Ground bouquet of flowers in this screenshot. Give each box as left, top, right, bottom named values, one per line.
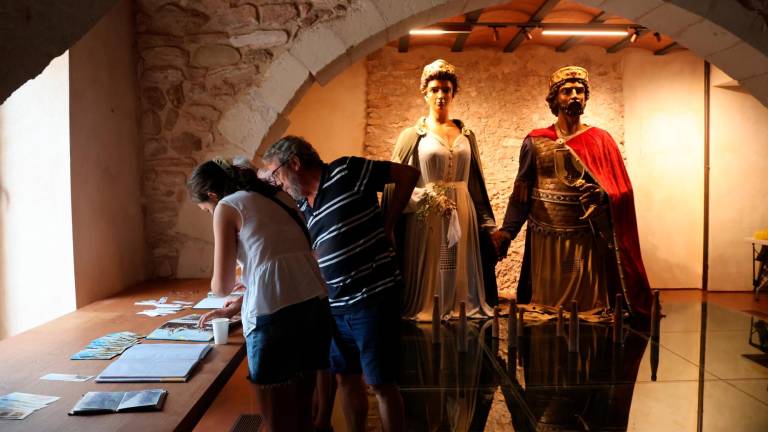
left=416, top=183, right=457, bottom=223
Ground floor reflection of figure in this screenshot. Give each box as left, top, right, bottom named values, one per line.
left=502, top=322, right=649, bottom=431
left=398, top=321, right=500, bottom=431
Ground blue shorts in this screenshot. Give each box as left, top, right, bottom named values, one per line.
left=329, top=293, right=400, bottom=386
left=246, top=296, right=332, bottom=385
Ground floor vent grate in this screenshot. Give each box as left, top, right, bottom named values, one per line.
left=229, top=414, right=262, bottom=432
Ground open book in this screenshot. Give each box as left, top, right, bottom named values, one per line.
left=96, top=344, right=211, bottom=383
left=146, top=314, right=240, bottom=342
left=68, top=389, right=167, bottom=415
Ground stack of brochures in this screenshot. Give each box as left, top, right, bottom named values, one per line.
left=135, top=296, right=194, bottom=317
left=0, top=392, right=59, bottom=420
left=146, top=314, right=240, bottom=342
left=96, top=343, right=211, bottom=383
left=69, top=389, right=167, bottom=415
left=71, top=331, right=142, bottom=360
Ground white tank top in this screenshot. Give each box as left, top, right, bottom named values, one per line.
left=219, top=190, right=327, bottom=336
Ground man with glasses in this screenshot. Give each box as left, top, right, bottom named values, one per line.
left=262, top=136, right=418, bottom=432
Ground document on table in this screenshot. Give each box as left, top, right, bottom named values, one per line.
left=96, top=343, right=212, bottom=383
left=193, top=295, right=240, bottom=309
left=40, top=373, right=93, bottom=382
left=0, top=392, right=60, bottom=420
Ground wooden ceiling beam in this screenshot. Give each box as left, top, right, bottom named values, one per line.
left=504, top=0, right=561, bottom=53
left=606, top=28, right=646, bottom=53
left=451, top=9, right=484, bottom=52
left=555, top=11, right=607, bottom=53
left=530, top=0, right=561, bottom=21
left=654, top=42, right=679, bottom=55
left=398, top=35, right=409, bottom=53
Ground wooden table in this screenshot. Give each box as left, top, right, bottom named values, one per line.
left=0, top=279, right=245, bottom=432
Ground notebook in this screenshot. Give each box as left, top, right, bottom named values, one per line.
left=96, top=344, right=211, bottom=383
left=69, top=389, right=167, bottom=415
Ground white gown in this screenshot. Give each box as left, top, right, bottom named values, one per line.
left=400, top=132, right=494, bottom=321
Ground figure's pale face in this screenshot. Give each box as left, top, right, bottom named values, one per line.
left=424, top=79, right=455, bottom=112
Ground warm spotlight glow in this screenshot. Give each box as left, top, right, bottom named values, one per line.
left=523, top=28, right=533, bottom=40
left=409, top=29, right=471, bottom=35
left=542, top=29, right=629, bottom=36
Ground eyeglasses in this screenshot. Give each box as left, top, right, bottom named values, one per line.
left=267, top=158, right=290, bottom=186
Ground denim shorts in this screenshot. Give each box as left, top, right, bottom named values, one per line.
left=246, top=296, right=332, bottom=385
left=329, top=292, right=400, bottom=386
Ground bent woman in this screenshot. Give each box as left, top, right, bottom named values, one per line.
left=188, top=157, right=331, bottom=432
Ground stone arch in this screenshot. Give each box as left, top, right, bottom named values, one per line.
left=219, top=0, right=768, bottom=159
left=151, top=0, right=768, bottom=277
left=0, top=0, right=121, bottom=105
left=587, top=0, right=768, bottom=108
left=4, top=1, right=765, bottom=280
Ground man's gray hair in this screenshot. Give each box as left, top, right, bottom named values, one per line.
left=263, top=135, right=323, bottom=169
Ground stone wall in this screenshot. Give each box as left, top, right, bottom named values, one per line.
left=364, top=45, right=625, bottom=296
left=136, top=0, right=354, bottom=277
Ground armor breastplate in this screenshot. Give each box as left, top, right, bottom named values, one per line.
left=529, top=136, right=590, bottom=231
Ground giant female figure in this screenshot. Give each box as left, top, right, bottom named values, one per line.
left=385, top=59, right=498, bottom=321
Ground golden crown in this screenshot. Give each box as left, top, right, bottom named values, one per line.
left=549, top=66, right=589, bottom=88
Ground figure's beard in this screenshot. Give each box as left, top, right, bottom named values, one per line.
left=561, top=100, right=585, bottom=117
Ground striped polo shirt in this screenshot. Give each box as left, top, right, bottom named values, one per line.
left=300, top=156, right=401, bottom=314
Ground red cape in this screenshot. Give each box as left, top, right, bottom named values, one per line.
left=528, top=125, right=653, bottom=318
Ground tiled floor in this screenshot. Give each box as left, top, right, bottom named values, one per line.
left=194, top=290, right=768, bottom=431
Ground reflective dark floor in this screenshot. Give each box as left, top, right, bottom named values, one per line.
left=396, top=302, right=768, bottom=431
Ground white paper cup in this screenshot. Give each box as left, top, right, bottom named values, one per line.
left=211, top=318, right=230, bottom=345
